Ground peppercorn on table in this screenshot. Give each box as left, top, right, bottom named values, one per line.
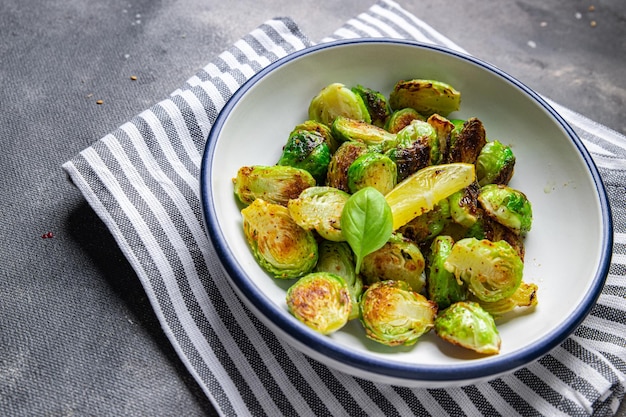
left=1, top=1, right=624, bottom=416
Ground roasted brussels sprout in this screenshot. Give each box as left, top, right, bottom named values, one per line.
left=427, top=114, right=454, bottom=163
left=385, top=108, right=426, bottom=134
left=241, top=199, right=318, bottom=279
left=233, top=165, right=315, bottom=206
left=331, top=116, right=397, bottom=147
left=396, top=119, right=442, bottom=165
left=427, top=236, right=466, bottom=309
left=478, top=184, right=532, bottom=235
left=287, top=186, right=350, bottom=242
left=347, top=152, right=397, bottom=195
left=360, top=280, right=437, bottom=346
left=292, top=120, right=341, bottom=154
left=286, top=272, right=351, bottom=334
left=384, top=128, right=431, bottom=182
left=480, top=215, right=526, bottom=261
left=397, top=199, right=451, bottom=244
left=448, top=182, right=481, bottom=228
left=326, top=140, right=369, bottom=192
left=476, top=140, right=516, bottom=186
left=314, top=241, right=363, bottom=320
left=351, top=84, right=392, bottom=128
left=474, top=281, right=538, bottom=317
left=389, top=79, right=461, bottom=117
left=434, top=301, right=501, bottom=355
left=309, top=82, right=371, bottom=126
left=360, top=234, right=426, bottom=293
left=277, top=130, right=331, bottom=184
left=447, top=117, right=487, bottom=164
left=444, top=238, right=523, bottom=302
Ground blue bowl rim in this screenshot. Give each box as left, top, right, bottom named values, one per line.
left=200, top=38, right=613, bottom=383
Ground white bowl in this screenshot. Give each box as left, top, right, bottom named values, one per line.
left=200, top=39, right=612, bottom=387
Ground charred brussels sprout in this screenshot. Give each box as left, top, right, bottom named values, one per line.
left=389, top=79, right=461, bottom=117
left=397, top=199, right=451, bottom=244
left=351, top=84, right=392, bottom=128
left=309, top=82, right=371, bottom=126
left=444, top=238, right=523, bottom=302
left=385, top=108, right=425, bottom=133
left=292, top=120, right=341, bottom=154
left=347, top=153, right=397, bottom=195
left=360, top=234, right=426, bottom=293
left=241, top=199, right=318, bottom=279
left=427, top=236, right=466, bottom=309
left=233, top=165, right=315, bottom=206
left=448, top=182, right=481, bottom=228
left=314, top=241, right=363, bottom=320
left=326, top=140, right=369, bottom=192
left=478, top=184, right=532, bottom=235
left=447, top=117, right=487, bottom=164
left=474, top=281, right=538, bottom=317
left=427, top=114, right=454, bottom=163
left=331, top=116, right=397, bottom=146
left=288, top=186, right=350, bottom=242
left=286, top=272, right=351, bottom=334
left=434, top=301, right=501, bottom=355
left=476, top=140, right=516, bottom=186
left=277, top=130, right=331, bottom=184
left=396, top=119, right=442, bottom=165
left=360, top=280, right=437, bottom=346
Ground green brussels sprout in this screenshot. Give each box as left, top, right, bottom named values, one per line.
left=389, top=79, right=461, bottom=117
left=385, top=108, right=426, bottom=134
left=292, top=120, right=341, bottom=154
left=434, top=301, right=501, bottom=355
left=286, top=272, right=351, bottom=334
left=314, top=241, right=363, bottom=320
left=396, top=119, right=442, bottom=165
left=309, top=82, right=371, bottom=126
left=476, top=140, right=516, bottom=186
left=241, top=199, right=318, bottom=279
left=383, top=123, right=432, bottom=182
left=325, top=140, right=369, bottom=192
left=427, top=236, right=466, bottom=309
left=474, top=281, right=538, bottom=317
left=360, top=280, right=437, bottom=346
left=351, top=84, right=392, bottom=128
left=277, top=130, right=331, bottom=184
left=397, top=199, right=451, bottom=244
left=448, top=182, right=480, bottom=228
left=446, top=117, right=487, bottom=164
left=233, top=165, right=315, bottom=206
left=331, top=116, right=397, bottom=146
left=347, top=152, right=397, bottom=195
left=478, top=184, right=532, bottom=235
left=360, top=234, right=426, bottom=293
left=480, top=215, right=526, bottom=261
left=287, top=186, right=350, bottom=242
left=444, top=238, right=523, bottom=302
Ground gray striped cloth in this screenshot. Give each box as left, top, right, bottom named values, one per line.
left=62, top=0, right=626, bottom=415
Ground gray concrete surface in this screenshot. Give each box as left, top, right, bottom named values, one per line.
left=1, top=0, right=624, bottom=416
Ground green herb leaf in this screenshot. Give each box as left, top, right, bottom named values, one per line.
left=341, top=187, right=393, bottom=273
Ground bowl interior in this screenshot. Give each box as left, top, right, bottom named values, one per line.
left=202, top=40, right=610, bottom=385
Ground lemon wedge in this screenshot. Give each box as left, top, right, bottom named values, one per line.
left=385, top=163, right=476, bottom=230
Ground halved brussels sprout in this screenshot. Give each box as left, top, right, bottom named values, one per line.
left=448, top=182, right=481, bottom=228
left=385, top=108, right=425, bottom=134
left=396, top=119, right=441, bottom=165
left=288, top=186, right=350, bottom=242
left=476, top=140, right=516, bottom=186
left=434, top=301, right=501, bottom=355
left=478, top=184, right=532, bottom=235
left=444, top=238, right=523, bottom=302
left=447, top=117, right=487, bottom=164
left=396, top=199, right=451, bottom=244
left=360, top=280, right=437, bottom=346
left=351, top=84, right=392, bottom=128
left=427, top=235, right=466, bottom=309
left=309, top=82, right=371, bottom=126
left=326, top=140, right=369, bottom=192
left=314, top=241, right=363, bottom=320
left=331, top=116, right=397, bottom=146
left=480, top=215, right=526, bottom=261
left=360, top=234, right=426, bottom=293
left=277, top=130, right=331, bottom=184
left=286, top=272, right=351, bottom=334
left=292, top=120, right=341, bottom=154
left=347, top=152, right=397, bottom=195
left=427, top=114, right=454, bottom=163
left=474, top=281, right=538, bottom=317
left=241, top=199, right=318, bottom=279
left=389, top=79, right=461, bottom=117
left=233, top=165, right=315, bottom=206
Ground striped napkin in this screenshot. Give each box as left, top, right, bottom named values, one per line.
left=63, top=0, right=626, bottom=415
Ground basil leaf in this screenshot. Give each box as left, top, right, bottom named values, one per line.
left=341, top=187, right=393, bottom=273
